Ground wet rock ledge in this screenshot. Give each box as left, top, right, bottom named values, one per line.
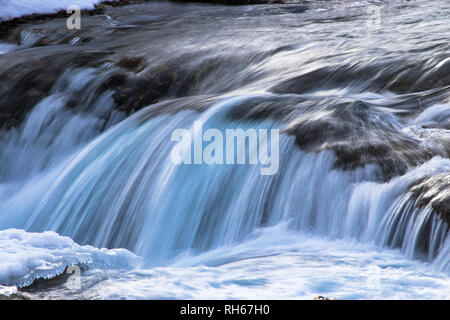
left=410, top=173, right=450, bottom=225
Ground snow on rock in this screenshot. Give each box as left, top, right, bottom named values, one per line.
left=0, top=228, right=142, bottom=288
left=0, top=0, right=118, bottom=22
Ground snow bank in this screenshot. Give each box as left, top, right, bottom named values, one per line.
left=0, top=228, right=142, bottom=288
left=0, top=0, right=118, bottom=22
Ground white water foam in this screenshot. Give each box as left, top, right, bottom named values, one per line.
left=36, top=224, right=450, bottom=300
left=0, top=42, right=17, bottom=55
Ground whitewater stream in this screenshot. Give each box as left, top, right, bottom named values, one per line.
left=0, top=0, right=449, bottom=299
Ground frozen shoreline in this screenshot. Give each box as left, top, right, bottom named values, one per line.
left=0, top=228, right=142, bottom=289
left=0, top=0, right=120, bottom=22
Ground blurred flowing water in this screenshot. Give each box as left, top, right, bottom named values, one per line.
left=0, top=0, right=449, bottom=299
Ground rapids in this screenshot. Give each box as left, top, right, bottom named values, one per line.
left=0, top=0, right=448, bottom=298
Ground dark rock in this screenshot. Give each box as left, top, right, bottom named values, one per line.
left=313, top=296, right=337, bottom=300
left=0, top=48, right=109, bottom=129
left=171, top=0, right=285, bottom=4
left=227, top=96, right=446, bottom=180
left=410, top=173, right=450, bottom=225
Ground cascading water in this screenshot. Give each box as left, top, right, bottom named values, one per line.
left=2, top=90, right=447, bottom=271
left=0, top=0, right=449, bottom=299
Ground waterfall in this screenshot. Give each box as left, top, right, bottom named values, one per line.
left=0, top=0, right=449, bottom=299
left=0, top=78, right=447, bottom=271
